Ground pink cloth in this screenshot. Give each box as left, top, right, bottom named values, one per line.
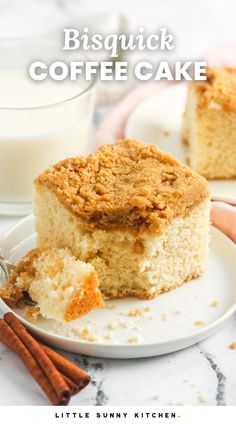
left=211, top=202, right=236, bottom=243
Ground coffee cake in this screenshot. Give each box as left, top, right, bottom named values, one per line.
left=182, top=67, right=236, bottom=178
left=34, top=139, right=210, bottom=299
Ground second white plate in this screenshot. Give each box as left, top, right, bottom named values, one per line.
left=125, top=84, right=236, bottom=200
left=0, top=215, right=236, bottom=359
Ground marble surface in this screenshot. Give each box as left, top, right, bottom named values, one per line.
left=0, top=0, right=236, bottom=407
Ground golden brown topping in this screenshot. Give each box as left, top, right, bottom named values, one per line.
left=95, top=183, right=109, bottom=195
left=35, top=139, right=209, bottom=233
left=195, top=67, right=236, bottom=113
left=0, top=282, right=23, bottom=308
left=9, top=247, right=43, bottom=285
left=129, top=195, right=152, bottom=209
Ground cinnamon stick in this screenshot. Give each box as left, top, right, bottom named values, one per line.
left=0, top=319, right=68, bottom=405
left=40, top=343, right=90, bottom=390
left=4, top=312, right=70, bottom=402
left=60, top=373, right=80, bottom=395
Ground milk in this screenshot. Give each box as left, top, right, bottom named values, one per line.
left=0, top=70, right=94, bottom=204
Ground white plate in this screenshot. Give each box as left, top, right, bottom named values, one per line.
left=125, top=84, right=236, bottom=200
left=0, top=215, right=236, bottom=359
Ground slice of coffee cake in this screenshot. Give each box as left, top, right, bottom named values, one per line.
left=182, top=67, right=236, bottom=179
left=34, top=139, right=210, bottom=300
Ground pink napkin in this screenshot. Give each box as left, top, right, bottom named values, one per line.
left=211, top=202, right=236, bottom=243
left=94, top=44, right=236, bottom=242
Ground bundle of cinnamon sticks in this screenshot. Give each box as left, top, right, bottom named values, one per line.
left=0, top=312, right=90, bottom=405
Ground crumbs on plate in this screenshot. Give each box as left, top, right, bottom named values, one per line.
left=127, top=336, right=142, bottom=344
left=229, top=341, right=236, bottom=350
left=161, top=313, right=168, bottom=321
left=193, top=320, right=205, bottom=326
left=210, top=300, right=219, bottom=307
left=198, top=392, right=207, bottom=404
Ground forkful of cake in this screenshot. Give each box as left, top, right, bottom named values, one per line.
left=0, top=247, right=103, bottom=322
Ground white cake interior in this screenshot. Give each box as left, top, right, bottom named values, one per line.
left=34, top=186, right=210, bottom=300
left=183, top=84, right=236, bottom=179
left=15, top=248, right=100, bottom=321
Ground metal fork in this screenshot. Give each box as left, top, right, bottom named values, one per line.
left=0, top=255, right=15, bottom=283
left=0, top=255, right=37, bottom=306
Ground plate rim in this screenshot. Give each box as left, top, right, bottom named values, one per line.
left=1, top=215, right=236, bottom=353
left=125, top=82, right=186, bottom=134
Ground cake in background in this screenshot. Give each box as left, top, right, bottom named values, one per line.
left=182, top=67, right=236, bottom=179
left=34, top=139, right=210, bottom=300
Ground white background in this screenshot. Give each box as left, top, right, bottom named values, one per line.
left=0, top=0, right=236, bottom=58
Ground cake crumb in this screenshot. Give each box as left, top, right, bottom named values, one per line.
left=229, top=341, right=236, bottom=350
left=128, top=336, right=141, bottom=344
left=148, top=316, right=154, bottom=320
left=161, top=313, right=168, bottom=321
left=119, top=320, right=130, bottom=329
left=173, top=310, right=182, bottom=315
left=133, top=323, right=141, bottom=331
left=210, top=300, right=219, bottom=307
left=128, top=308, right=143, bottom=317
left=82, top=326, right=90, bottom=337
left=128, top=306, right=151, bottom=317
left=25, top=306, right=40, bottom=323
left=103, top=333, right=113, bottom=340
left=194, top=320, right=205, bottom=326
left=108, top=321, right=119, bottom=330
left=198, top=393, right=207, bottom=403
left=152, top=394, right=160, bottom=400
left=143, top=306, right=151, bottom=312
left=106, top=303, right=117, bottom=310
left=163, top=130, right=170, bottom=137
left=73, top=326, right=83, bottom=336
left=88, top=336, right=97, bottom=343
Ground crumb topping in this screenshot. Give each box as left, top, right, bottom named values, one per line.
left=195, top=67, right=236, bottom=113
left=35, top=139, right=209, bottom=233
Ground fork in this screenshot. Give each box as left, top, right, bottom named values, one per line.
left=0, top=255, right=37, bottom=306
left=0, top=255, right=15, bottom=283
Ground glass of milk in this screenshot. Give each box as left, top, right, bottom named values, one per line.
left=0, top=40, right=96, bottom=216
